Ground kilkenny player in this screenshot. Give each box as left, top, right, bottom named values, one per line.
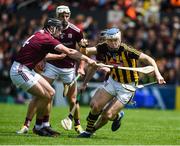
left=78, top=28, right=166, bottom=138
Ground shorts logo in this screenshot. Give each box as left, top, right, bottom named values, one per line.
left=68, top=33, right=72, bottom=38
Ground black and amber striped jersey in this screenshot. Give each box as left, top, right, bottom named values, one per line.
left=96, top=42, right=141, bottom=84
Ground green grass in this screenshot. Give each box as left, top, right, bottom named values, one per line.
left=0, top=103, right=180, bottom=145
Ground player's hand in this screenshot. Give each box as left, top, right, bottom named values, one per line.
left=58, top=53, right=67, bottom=59
left=77, top=68, right=85, bottom=76
left=99, top=67, right=111, bottom=73
left=79, top=39, right=88, bottom=48
left=87, top=59, right=97, bottom=66
left=80, top=47, right=87, bottom=54
left=156, top=75, right=166, bottom=84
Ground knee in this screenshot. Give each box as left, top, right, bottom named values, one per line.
left=103, top=111, right=115, bottom=121
left=50, top=88, right=55, bottom=97
left=47, top=88, right=55, bottom=101
left=100, top=112, right=109, bottom=121
left=68, top=95, right=76, bottom=104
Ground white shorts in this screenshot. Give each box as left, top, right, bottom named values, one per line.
left=102, top=77, right=135, bottom=105
left=42, top=63, right=75, bottom=84
left=10, top=61, right=41, bottom=91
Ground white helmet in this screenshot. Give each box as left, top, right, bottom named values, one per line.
left=105, top=28, right=121, bottom=40
left=56, top=5, right=71, bottom=17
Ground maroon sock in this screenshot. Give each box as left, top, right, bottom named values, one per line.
left=43, top=115, right=49, bottom=123
left=35, top=118, right=43, bottom=126
left=24, top=117, right=32, bottom=128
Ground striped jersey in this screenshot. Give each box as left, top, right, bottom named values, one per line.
left=96, top=42, right=141, bottom=84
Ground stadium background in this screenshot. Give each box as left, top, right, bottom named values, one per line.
left=0, top=0, right=180, bottom=110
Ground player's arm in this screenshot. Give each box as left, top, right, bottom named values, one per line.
left=80, top=64, right=99, bottom=91
left=139, top=53, right=166, bottom=84
left=77, top=38, right=89, bottom=76
left=45, top=53, right=67, bottom=61
left=54, top=44, right=95, bottom=65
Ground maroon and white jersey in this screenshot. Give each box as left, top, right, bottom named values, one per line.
left=48, top=22, right=83, bottom=68
left=15, top=30, right=60, bottom=70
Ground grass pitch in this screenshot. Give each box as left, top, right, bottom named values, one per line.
left=0, top=103, right=179, bottom=145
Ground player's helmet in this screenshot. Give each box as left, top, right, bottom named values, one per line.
left=56, top=5, right=71, bottom=17
left=105, top=28, right=121, bottom=49
left=100, top=29, right=107, bottom=38
left=44, top=18, right=62, bottom=29
left=105, top=28, right=121, bottom=40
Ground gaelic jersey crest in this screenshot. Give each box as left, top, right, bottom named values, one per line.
left=68, top=33, right=72, bottom=38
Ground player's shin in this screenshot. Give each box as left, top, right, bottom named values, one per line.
left=86, top=111, right=100, bottom=133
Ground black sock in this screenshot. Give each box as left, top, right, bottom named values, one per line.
left=43, top=115, right=49, bottom=123
left=68, top=114, right=73, bottom=121
left=86, top=111, right=100, bottom=133
left=113, top=114, right=119, bottom=121
left=24, top=117, right=32, bottom=128
left=74, top=119, right=80, bottom=126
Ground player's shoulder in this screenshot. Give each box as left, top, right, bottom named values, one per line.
left=38, top=30, right=54, bottom=39
left=120, top=42, right=134, bottom=50
left=120, top=42, right=128, bottom=48
left=68, top=22, right=81, bottom=33
left=34, top=30, right=49, bottom=38
left=35, top=30, right=57, bottom=43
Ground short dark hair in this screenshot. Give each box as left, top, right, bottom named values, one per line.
left=44, top=18, right=62, bottom=29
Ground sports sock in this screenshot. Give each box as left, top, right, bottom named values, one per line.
left=74, top=119, right=80, bottom=126
left=86, top=111, right=100, bottom=133
left=68, top=114, right=73, bottom=121
left=35, top=118, right=43, bottom=130
left=24, top=117, right=32, bottom=128
left=42, top=115, right=50, bottom=127
left=113, top=114, right=119, bottom=121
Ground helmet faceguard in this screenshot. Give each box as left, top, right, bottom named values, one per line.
left=56, top=5, right=71, bottom=16
left=56, top=5, right=71, bottom=28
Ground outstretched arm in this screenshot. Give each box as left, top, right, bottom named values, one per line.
left=54, top=44, right=95, bottom=65
left=139, top=53, right=166, bottom=84
left=45, top=53, right=67, bottom=61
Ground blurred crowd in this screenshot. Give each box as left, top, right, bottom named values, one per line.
left=0, top=0, right=180, bottom=103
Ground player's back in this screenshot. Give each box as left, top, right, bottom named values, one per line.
left=15, top=30, right=59, bottom=69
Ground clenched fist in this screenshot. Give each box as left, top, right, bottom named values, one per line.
left=79, top=38, right=88, bottom=48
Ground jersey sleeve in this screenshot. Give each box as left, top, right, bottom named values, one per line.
left=45, top=37, right=61, bottom=52
left=96, top=43, right=107, bottom=62
left=76, top=30, right=83, bottom=43
left=121, top=43, right=141, bottom=59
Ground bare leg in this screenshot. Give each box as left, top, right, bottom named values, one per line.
left=39, top=76, right=54, bottom=120
left=94, top=98, right=124, bottom=131
left=86, top=89, right=113, bottom=133
left=26, top=98, right=39, bottom=120
left=66, top=82, right=79, bottom=122
left=17, top=76, right=55, bottom=134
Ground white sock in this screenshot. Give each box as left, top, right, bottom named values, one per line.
left=35, top=124, right=43, bottom=130
left=42, top=122, right=50, bottom=127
